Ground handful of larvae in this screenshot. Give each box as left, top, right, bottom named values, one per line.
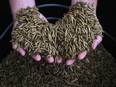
left=11, top=2, right=103, bottom=60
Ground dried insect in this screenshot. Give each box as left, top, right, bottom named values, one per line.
left=11, top=2, right=103, bottom=62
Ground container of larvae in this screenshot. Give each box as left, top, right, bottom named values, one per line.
left=0, top=45, right=116, bottom=87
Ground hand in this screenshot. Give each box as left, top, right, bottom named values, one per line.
left=12, top=13, right=54, bottom=62
left=63, top=0, right=102, bottom=66
left=9, top=0, right=56, bottom=64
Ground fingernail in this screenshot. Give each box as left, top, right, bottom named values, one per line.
left=17, top=48, right=25, bottom=56
left=78, top=51, right=87, bottom=60
left=66, top=59, right=74, bottom=66
left=56, top=57, right=62, bottom=64
left=32, top=54, right=41, bottom=61
left=46, top=55, right=54, bottom=63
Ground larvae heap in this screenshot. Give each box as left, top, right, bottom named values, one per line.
left=11, top=2, right=103, bottom=60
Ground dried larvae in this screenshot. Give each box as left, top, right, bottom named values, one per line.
left=11, top=2, right=103, bottom=61
left=55, top=2, right=103, bottom=59
left=11, top=7, right=58, bottom=57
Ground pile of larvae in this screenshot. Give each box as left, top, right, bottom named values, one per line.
left=11, top=2, right=103, bottom=60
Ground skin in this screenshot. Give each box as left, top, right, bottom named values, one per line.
left=9, top=0, right=102, bottom=66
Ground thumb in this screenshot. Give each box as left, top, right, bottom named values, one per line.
left=38, top=13, right=48, bottom=22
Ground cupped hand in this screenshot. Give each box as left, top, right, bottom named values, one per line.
left=12, top=13, right=55, bottom=63
left=64, top=0, right=103, bottom=66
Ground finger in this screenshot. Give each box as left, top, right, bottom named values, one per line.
left=39, top=14, right=48, bottom=22
left=66, top=59, right=75, bottom=66
left=12, top=43, right=26, bottom=56
left=32, top=54, right=41, bottom=61
left=16, top=47, right=26, bottom=56
left=77, top=50, right=87, bottom=60
left=46, top=55, right=54, bottom=63
left=12, top=43, right=18, bottom=50
left=13, top=21, right=18, bottom=29
left=56, top=57, right=63, bottom=64
left=92, top=35, right=102, bottom=49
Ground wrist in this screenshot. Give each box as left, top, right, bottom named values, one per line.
left=9, top=0, right=36, bottom=20
left=71, top=0, right=98, bottom=12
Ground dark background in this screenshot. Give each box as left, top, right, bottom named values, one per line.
left=0, top=0, right=116, bottom=62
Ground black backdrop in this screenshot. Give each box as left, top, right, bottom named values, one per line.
left=0, top=0, right=116, bottom=62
